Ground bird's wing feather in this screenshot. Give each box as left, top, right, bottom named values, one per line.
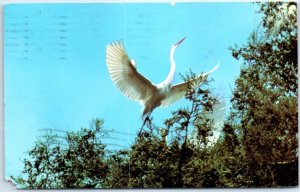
left=106, top=41, right=156, bottom=104
left=161, top=62, right=220, bottom=107
left=160, top=76, right=205, bottom=107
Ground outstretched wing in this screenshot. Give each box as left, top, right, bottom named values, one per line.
left=161, top=62, right=220, bottom=107
left=106, top=41, right=156, bottom=104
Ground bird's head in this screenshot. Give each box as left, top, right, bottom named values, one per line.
left=174, top=36, right=186, bottom=48
left=170, top=37, right=186, bottom=58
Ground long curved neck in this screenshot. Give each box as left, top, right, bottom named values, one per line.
left=163, top=46, right=176, bottom=85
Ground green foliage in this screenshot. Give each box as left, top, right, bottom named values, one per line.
left=12, top=119, right=108, bottom=189
left=127, top=132, right=180, bottom=188
left=229, top=1, right=298, bottom=187
left=11, top=2, right=297, bottom=189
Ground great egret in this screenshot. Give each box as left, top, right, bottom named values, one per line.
left=106, top=37, right=220, bottom=119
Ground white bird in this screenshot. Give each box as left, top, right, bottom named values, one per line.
left=106, top=37, right=220, bottom=119
left=188, top=96, right=226, bottom=147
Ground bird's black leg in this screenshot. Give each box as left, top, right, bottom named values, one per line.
left=138, top=114, right=151, bottom=136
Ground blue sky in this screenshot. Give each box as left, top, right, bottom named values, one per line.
left=4, top=2, right=261, bottom=178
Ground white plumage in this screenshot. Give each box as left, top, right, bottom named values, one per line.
left=106, top=38, right=220, bottom=119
